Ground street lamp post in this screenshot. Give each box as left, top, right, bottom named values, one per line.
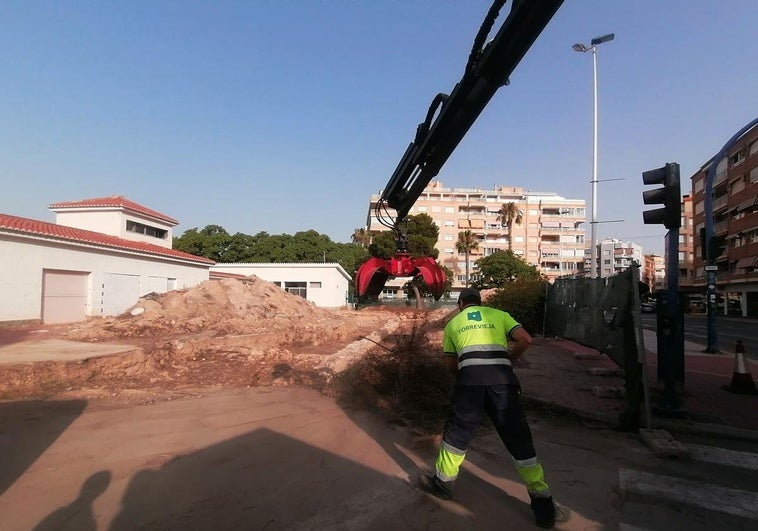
left=573, top=33, right=614, bottom=279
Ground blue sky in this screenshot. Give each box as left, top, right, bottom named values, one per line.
left=2, top=1, right=756, bottom=255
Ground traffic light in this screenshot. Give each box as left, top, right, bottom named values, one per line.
left=699, top=228, right=727, bottom=261
left=642, top=162, right=681, bottom=229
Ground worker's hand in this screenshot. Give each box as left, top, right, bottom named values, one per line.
left=508, top=327, right=532, bottom=360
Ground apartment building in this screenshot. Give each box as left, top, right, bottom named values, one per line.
left=366, top=181, right=587, bottom=288
left=586, top=238, right=644, bottom=279
left=690, top=125, right=758, bottom=316
left=643, top=254, right=665, bottom=293
left=678, top=194, right=695, bottom=289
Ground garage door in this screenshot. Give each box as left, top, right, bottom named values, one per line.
left=101, top=273, right=140, bottom=316
left=42, top=270, right=89, bottom=324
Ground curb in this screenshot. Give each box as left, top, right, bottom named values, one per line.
left=537, top=338, right=758, bottom=443
left=521, top=394, right=758, bottom=443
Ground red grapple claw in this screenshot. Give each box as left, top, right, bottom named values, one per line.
left=355, top=252, right=445, bottom=302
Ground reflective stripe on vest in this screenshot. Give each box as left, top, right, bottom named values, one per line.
left=458, top=344, right=511, bottom=370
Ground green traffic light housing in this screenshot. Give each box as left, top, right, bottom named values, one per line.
left=642, top=162, right=681, bottom=229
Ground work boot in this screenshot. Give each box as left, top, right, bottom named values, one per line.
left=417, top=473, right=453, bottom=501
left=531, top=496, right=571, bottom=528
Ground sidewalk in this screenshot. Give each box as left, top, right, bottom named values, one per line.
left=517, top=333, right=758, bottom=440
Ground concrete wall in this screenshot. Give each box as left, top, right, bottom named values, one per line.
left=0, top=235, right=209, bottom=322
left=55, top=211, right=174, bottom=248
left=211, top=263, right=351, bottom=308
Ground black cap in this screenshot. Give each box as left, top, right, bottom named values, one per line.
left=458, top=287, right=481, bottom=305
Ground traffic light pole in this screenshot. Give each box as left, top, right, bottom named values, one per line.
left=641, top=161, right=685, bottom=416
left=654, top=228, right=685, bottom=416
left=702, top=117, right=758, bottom=353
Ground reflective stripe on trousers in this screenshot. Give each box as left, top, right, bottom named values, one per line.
left=514, top=457, right=551, bottom=498
left=435, top=441, right=465, bottom=481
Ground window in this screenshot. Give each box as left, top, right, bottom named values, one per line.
left=126, top=220, right=167, bottom=239
left=309, top=282, right=322, bottom=288
left=444, top=234, right=453, bottom=241
left=751, top=167, right=758, bottom=184
left=284, top=281, right=307, bottom=298
left=729, top=151, right=745, bottom=167
left=417, top=206, right=427, bottom=212
left=444, top=220, right=455, bottom=227
left=445, top=207, right=455, bottom=213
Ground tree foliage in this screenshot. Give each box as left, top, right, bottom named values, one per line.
left=455, top=230, right=479, bottom=287
left=496, top=202, right=523, bottom=252
left=367, top=213, right=440, bottom=260
left=485, top=276, right=548, bottom=335
left=173, top=225, right=369, bottom=278
left=473, top=250, right=541, bottom=289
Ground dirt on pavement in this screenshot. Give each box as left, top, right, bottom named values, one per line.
left=1, top=277, right=635, bottom=530
left=0, top=277, right=458, bottom=431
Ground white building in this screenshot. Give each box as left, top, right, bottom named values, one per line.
left=589, top=238, right=644, bottom=278
left=210, top=263, right=352, bottom=308
left=1, top=196, right=214, bottom=324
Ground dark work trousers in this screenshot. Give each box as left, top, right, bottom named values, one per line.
left=442, top=384, right=536, bottom=460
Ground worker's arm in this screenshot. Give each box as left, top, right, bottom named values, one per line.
left=443, top=354, right=458, bottom=377
left=508, top=327, right=532, bottom=361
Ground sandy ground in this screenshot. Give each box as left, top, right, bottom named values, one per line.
left=1, top=386, right=640, bottom=531
left=0, top=278, right=646, bottom=529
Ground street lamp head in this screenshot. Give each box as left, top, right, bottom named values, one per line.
left=572, top=43, right=587, bottom=52
left=590, top=33, right=615, bottom=46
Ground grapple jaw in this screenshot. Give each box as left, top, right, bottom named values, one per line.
left=355, top=252, right=446, bottom=302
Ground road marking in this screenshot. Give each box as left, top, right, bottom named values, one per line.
left=619, top=525, right=652, bottom=531
left=688, top=444, right=758, bottom=471
left=619, top=468, right=758, bottom=520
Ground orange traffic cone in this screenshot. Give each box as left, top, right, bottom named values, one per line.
left=723, top=340, right=757, bottom=395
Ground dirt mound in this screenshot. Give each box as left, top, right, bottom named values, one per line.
left=1, top=277, right=459, bottom=434
left=66, top=277, right=335, bottom=340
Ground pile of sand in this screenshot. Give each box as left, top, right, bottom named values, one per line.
left=66, top=276, right=337, bottom=340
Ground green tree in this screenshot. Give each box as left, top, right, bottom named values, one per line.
left=496, top=202, right=523, bottom=252
left=406, top=213, right=440, bottom=259
left=486, top=276, right=548, bottom=334
left=173, top=225, right=231, bottom=261
left=366, top=214, right=441, bottom=261
left=174, top=226, right=367, bottom=276
left=367, top=230, right=396, bottom=260
left=351, top=228, right=372, bottom=249
left=474, top=250, right=540, bottom=289
left=455, top=230, right=479, bottom=287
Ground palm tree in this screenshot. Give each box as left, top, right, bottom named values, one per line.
left=496, top=202, right=523, bottom=252
left=351, top=227, right=371, bottom=249
left=456, top=230, right=479, bottom=287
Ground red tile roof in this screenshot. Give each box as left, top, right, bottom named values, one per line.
left=49, top=196, right=179, bottom=225
left=209, top=270, right=250, bottom=280
left=0, top=213, right=214, bottom=265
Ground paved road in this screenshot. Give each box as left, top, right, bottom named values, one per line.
left=641, top=313, right=758, bottom=359
left=619, top=432, right=758, bottom=530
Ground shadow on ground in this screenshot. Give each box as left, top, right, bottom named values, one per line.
left=0, top=399, right=88, bottom=496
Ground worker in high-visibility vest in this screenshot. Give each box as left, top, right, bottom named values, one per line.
left=417, top=287, right=570, bottom=529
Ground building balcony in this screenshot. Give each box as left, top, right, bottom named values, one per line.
left=713, top=195, right=729, bottom=212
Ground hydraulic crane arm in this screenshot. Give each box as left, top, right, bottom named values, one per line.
left=382, top=0, right=564, bottom=221
left=356, top=0, right=564, bottom=302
